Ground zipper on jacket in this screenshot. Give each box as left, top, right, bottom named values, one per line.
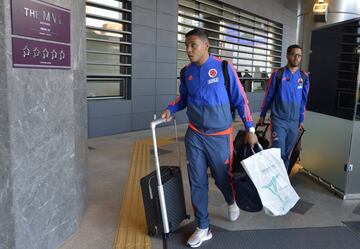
left=200, top=65, right=204, bottom=129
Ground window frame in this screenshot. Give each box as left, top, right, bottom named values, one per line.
left=178, top=0, right=283, bottom=91
left=85, top=0, right=132, bottom=100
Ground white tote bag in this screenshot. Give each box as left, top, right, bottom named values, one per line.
left=241, top=147, right=300, bottom=216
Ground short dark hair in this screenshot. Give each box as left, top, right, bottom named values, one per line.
left=287, top=44, right=302, bottom=55
left=185, top=28, right=209, bottom=42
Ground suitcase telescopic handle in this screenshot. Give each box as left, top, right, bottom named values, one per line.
left=150, top=116, right=180, bottom=235
left=150, top=118, right=167, bottom=186
left=255, top=122, right=270, bottom=138
left=150, top=116, right=181, bottom=179
left=151, top=118, right=167, bottom=129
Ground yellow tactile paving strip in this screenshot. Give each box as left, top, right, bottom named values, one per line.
left=113, top=136, right=174, bottom=249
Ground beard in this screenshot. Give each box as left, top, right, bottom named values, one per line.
left=288, top=61, right=300, bottom=67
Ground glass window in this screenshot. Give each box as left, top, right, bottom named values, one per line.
left=86, top=17, right=124, bottom=32
left=240, top=11, right=255, bottom=20
left=209, top=47, right=219, bottom=55
left=239, top=18, right=254, bottom=27
left=86, top=0, right=131, bottom=99
left=86, top=28, right=130, bottom=42
left=253, top=54, right=267, bottom=61
left=239, top=52, right=252, bottom=59
left=180, top=0, right=198, bottom=9
left=177, top=41, right=186, bottom=50
left=177, top=51, right=188, bottom=60
left=87, top=40, right=122, bottom=53
left=238, top=46, right=253, bottom=53
left=238, top=65, right=252, bottom=72
left=238, top=59, right=252, bottom=65
left=178, top=24, right=194, bottom=34
left=87, top=64, right=131, bottom=76
left=87, top=0, right=123, bottom=9
left=253, top=61, right=266, bottom=66
left=87, top=79, right=125, bottom=98
left=200, top=3, right=221, bottom=15
left=223, top=11, right=237, bottom=21
left=86, top=53, right=130, bottom=65
left=86, top=6, right=123, bottom=19
left=178, top=0, right=283, bottom=91
left=254, top=48, right=267, bottom=55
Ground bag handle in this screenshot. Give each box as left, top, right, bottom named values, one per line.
left=244, top=143, right=264, bottom=157
left=255, top=122, right=270, bottom=138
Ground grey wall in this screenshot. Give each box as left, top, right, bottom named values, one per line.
left=132, top=0, right=179, bottom=130
left=88, top=0, right=298, bottom=137
left=0, top=0, right=87, bottom=248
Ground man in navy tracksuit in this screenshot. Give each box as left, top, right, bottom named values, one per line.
left=258, top=44, right=310, bottom=170
left=162, top=28, right=257, bottom=248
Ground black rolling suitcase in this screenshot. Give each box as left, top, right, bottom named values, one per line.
left=232, top=124, right=271, bottom=212
left=232, top=123, right=270, bottom=173
left=255, top=123, right=270, bottom=149
left=288, top=129, right=305, bottom=174
left=140, top=118, right=188, bottom=238
left=232, top=129, right=263, bottom=212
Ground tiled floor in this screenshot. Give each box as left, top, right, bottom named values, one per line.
left=59, top=122, right=360, bottom=249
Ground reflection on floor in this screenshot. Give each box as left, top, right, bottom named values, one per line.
left=59, top=123, right=360, bottom=249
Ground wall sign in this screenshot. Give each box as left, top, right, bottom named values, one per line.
left=12, top=37, right=70, bottom=69
left=10, top=0, right=71, bottom=69
left=11, top=0, right=70, bottom=43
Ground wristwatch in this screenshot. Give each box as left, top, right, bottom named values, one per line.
left=248, top=127, right=255, bottom=134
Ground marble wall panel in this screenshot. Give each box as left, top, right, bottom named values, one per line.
left=70, top=0, right=87, bottom=242
left=0, top=89, right=14, bottom=249
left=0, top=0, right=6, bottom=90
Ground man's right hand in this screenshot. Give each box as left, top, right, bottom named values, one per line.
left=257, top=116, right=265, bottom=126
left=245, top=132, right=258, bottom=148
left=161, top=109, right=172, bottom=121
